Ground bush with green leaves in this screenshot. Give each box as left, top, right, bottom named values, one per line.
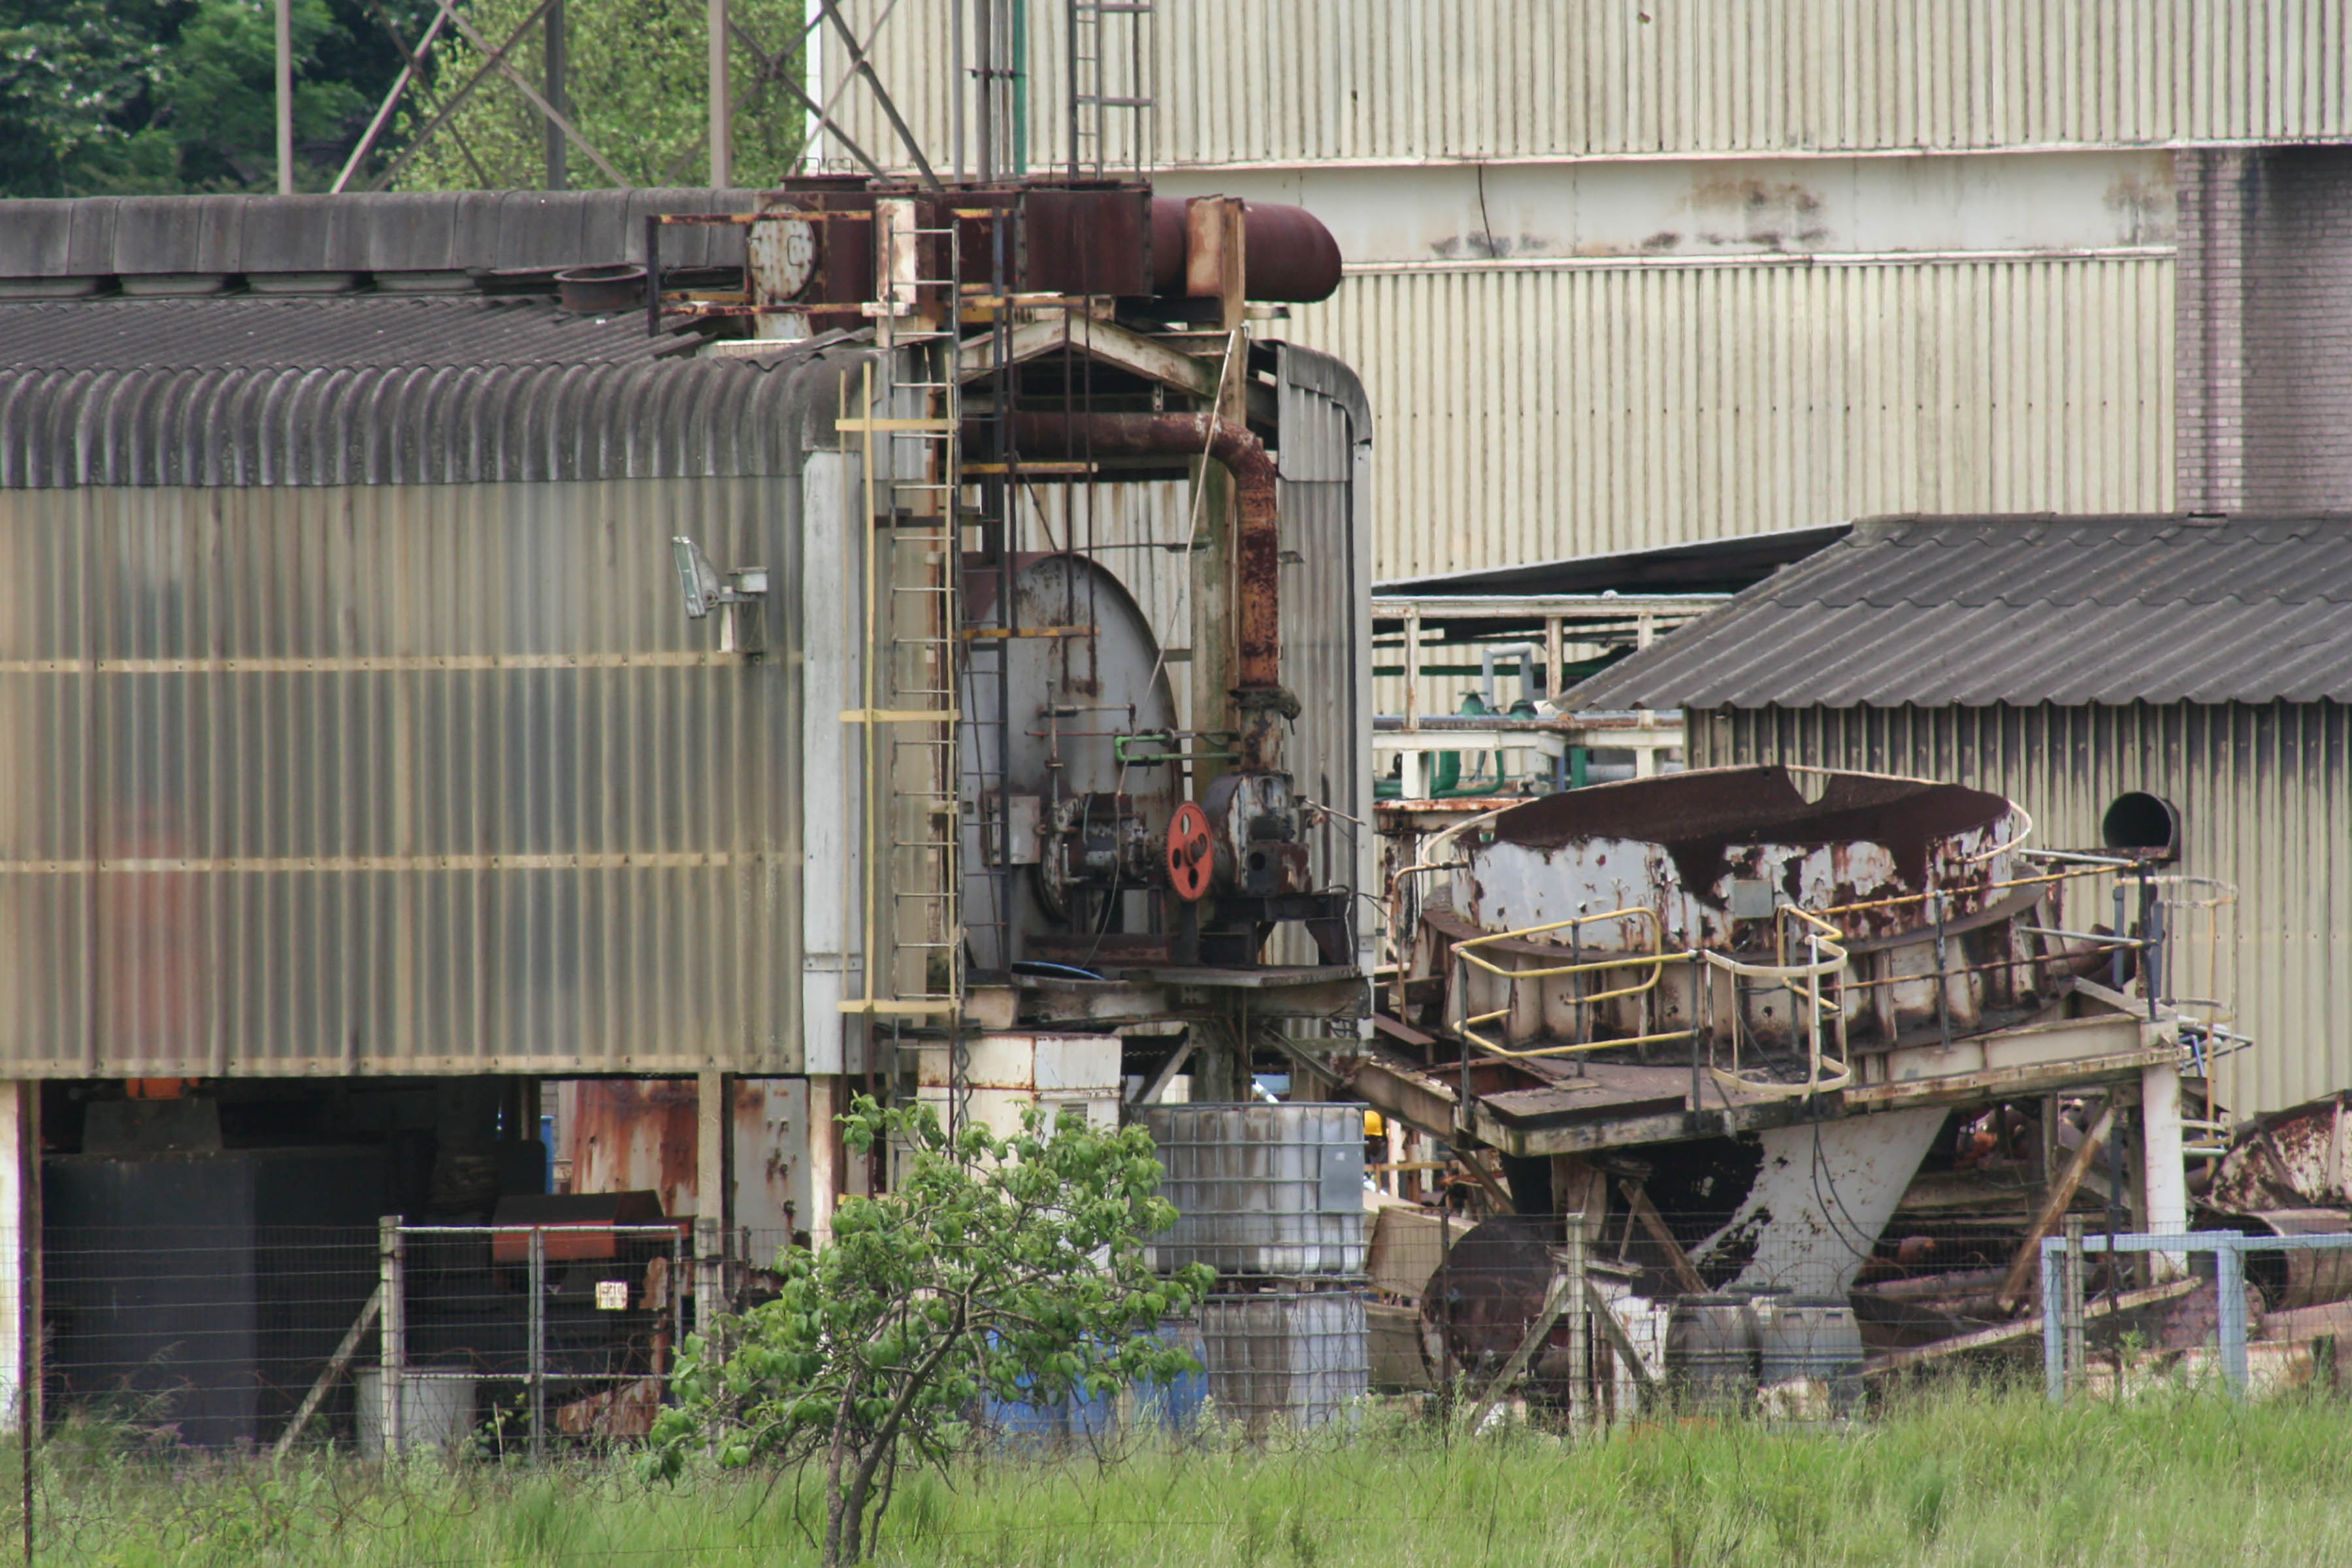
left=649, top=1096, right=1215, bottom=1568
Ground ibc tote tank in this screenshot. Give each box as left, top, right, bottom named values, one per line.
left=1139, top=1103, right=1365, bottom=1277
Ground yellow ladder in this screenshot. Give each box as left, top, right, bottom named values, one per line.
left=841, top=200, right=965, bottom=1019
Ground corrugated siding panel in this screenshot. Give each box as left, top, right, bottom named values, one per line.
left=0, top=479, right=794, bottom=1077
left=821, top=1, right=2352, bottom=172
left=1704, top=702, right=2352, bottom=1115
left=1280, top=255, right=2173, bottom=581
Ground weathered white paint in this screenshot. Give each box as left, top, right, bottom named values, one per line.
left=1699, top=1105, right=1951, bottom=1296
left=799, top=452, right=860, bottom=1074
left=2140, top=1060, right=2190, bottom=1279
left=1156, top=151, right=2178, bottom=267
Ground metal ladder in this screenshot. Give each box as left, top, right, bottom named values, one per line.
left=1066, top=0, right=1155, bottom=180
left=845, top=199, right=965, bottom=1019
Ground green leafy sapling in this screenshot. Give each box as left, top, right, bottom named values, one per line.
left=649, top=1096, right=1215, bottom=1567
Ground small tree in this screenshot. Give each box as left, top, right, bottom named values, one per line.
left=649, top=1096, right=1214, bottom=1567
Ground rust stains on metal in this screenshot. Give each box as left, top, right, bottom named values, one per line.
left=994, top=411, right=1292, bottom=770
left=1486, top=766, right=2014, bottom=896
left=570, top=1079, right=700, bottom=1220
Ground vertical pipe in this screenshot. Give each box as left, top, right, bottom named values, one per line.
left=973, top=0, right=995, bottom=181
left=528, top=1227, right=547, bottom=1463
left=708, top=0, right=732, bottom=187
left=949, top=0, right=966, bottom=179
left=379, top=1215, right=405, bottom=1456
left=1010, top=0, right=1027, bottom=175
left=544, top=0, right=568, bottom=191
left=2216, top=1237, right=2249, bottom=1399
left=1688, top=951, right=1705, bottom=1120
left=274, top=0, right=295, bottom=193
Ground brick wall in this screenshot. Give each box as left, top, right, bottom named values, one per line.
left=2178, top=146, right=2352, bottom=511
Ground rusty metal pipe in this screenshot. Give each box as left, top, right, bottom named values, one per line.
left=1148, top=199, right=1343, bottom=302
left=989, top=411, right=1293, bottom=769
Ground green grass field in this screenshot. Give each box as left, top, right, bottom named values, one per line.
left=35, top=1380, right=2352, bottom=1567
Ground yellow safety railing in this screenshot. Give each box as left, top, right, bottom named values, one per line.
left=1449, top=907, right=1684, bottom=1061
left=1446, top=902, right=1854, bottom=1100
left=1441, top=853, right=2241, bottom=1118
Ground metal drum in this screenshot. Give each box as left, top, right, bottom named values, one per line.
left=1759, top=1296, right=1865, bottom=1414
left=1141, top=1103, right=1366, bottom=1276
left=1666, top=1294, right=1759, bottom=1408
left=1200, top=1288, right=1368, bottom=1433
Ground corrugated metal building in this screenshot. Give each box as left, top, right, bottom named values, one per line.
left=1567, top=513, right=2352, bottom=1113
left=0, top=186, right=1375, bottom=1303
left=818, top=1, right=2352, bottom=577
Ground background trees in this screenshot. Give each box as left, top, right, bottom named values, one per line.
left=0, top=0, right=802, bottom=195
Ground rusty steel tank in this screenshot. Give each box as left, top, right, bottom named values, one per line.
left=1413, top=766, right=2054, bottom=1059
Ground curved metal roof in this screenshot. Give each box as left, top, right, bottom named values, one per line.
left=0, top=294, right=863, bottom=487
left=1567, top=514, right=2352, bottom=710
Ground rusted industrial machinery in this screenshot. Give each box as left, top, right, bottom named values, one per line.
left=1362, top=765, right=2207, bottom=1311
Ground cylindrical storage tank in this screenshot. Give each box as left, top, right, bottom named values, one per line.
left=1666, top=1294, right=1759, bottom=1409
left=1759, top=1296, right=1865, bottom=1414
left=1141, top=1104, right=1366, bottom=1276
left=1199, top=1288, right=1367, bottom=1433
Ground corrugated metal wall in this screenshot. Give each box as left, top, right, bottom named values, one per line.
left=0, top=479, right=794, bottom=1078
left=1698, top=701, right=2352, bottom=1114
left=1289, top=255, right=2174, bottom=580
left=823, top=0, right=2352, bottom=174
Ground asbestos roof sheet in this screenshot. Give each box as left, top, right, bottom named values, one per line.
left=0, top=294, right=670, bottom=372
left=0, top=189, right=757, bottom=280
left=0, top=293, right=857, bottom=488
left=1565, top=514, right=2352, bottom=710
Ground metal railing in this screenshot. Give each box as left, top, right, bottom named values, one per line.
left=2038, top=1224, right=2352, bottom=1402
left=1446, top=902, right=1853, bottom=1105
left=1435, top=851, right=2244, bottom=1122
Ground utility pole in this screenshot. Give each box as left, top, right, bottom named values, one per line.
left=708, top=0, right=732, bottom=187
left=544, top=0, right=568, bottom=190
left=274, top=0, right=295, bottom=193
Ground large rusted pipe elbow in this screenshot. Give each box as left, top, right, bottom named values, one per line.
left=990, top=412, right=1293, bottom=770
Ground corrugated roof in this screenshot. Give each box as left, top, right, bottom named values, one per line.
left=0, top=189, right=757, bottom=280
left=0, top=293, right=861, bottom=488
left=1566, top=514, right=2352, bottom=710
left=0, top=295, right=670, bottom=372
left=1375, top=524, right=1852, bottom=598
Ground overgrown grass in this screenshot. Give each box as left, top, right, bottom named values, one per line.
left=31, top=1379, right=2352, bottom=1566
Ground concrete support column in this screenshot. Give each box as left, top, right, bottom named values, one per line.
left=2140, top=1061, right=2190, bottom=1281
left=0, top=1084, right=33, bottom=1429
left=806, top=1075, right=843, bottom=1249
left=1186, top=1014, right=1248, bottom=1104
left=695, top=1070, right=732, bottom=1233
